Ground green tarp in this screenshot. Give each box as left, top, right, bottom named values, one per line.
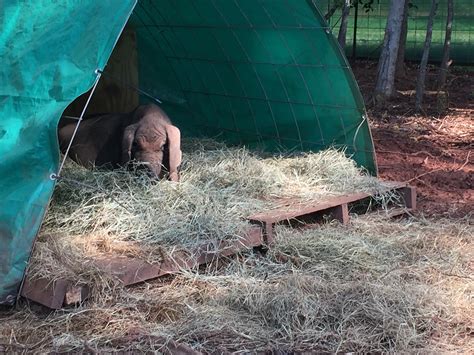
left=0, top=0, right=136, bottom=304
left=0, top=0, right=376, bottom=304
left=130, top=0, right=376, bottom=166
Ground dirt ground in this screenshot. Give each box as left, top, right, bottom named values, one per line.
left=352, top=61, right=473, bottom=217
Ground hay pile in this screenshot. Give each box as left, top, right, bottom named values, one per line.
left=28, top=139, right=389, bottom=283
left=1, top=215, right=472, bottom=353
left=4, top=139, right=471, bottom=352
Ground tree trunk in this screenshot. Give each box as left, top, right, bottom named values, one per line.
left=415, top=0, right=439, bottom=112
left=396, top=1, right=410, bottom=78
left=374, top=0, right=407, bottom=106
left=438, top=0, right=454, bottom=90
left=351, top=0, right=359, bottom=59
left=324, top=2, right=341, bottom=21
left=338, top=0, right=351, bottom=50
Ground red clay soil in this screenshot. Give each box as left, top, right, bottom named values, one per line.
left=352, top=61, right=473, bottom=217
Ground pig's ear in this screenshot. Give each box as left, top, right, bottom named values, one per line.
left=165, top=124, right=182, bottom=181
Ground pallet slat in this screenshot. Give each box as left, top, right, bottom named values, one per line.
left=248, top=182, right=416, bottom=243
left=93, top=226, right=263, bottom=286
left=21, top=277, right=89, bottom=309
left=21, top=228, right=262, bottom=308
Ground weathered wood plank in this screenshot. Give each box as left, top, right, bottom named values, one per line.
left=63, top=24, right=139, bottom=116
left=21, top=277, right=88, bottom=309
left=248, top=182, right=408, bottom=224
left=93, top=227, right=263, bottom=286
left=248, top=182, right=416, bottom=241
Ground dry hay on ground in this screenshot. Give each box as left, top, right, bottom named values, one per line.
left=4, top=139, right=470, bottom=353
left=1, top=215, right=472, bottom=353
left=28, top=139, right=391, bottom=286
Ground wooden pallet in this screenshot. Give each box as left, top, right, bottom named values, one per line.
left=21, top=182, right=416, bottom=309
left=92, top=226, right=263, bottom=286
left=248, top=182, right=416, bottom=244
left=21, top=227, right=263, bottom=309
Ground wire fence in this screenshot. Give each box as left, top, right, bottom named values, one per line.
left=315, top=0, right=474, bottom=64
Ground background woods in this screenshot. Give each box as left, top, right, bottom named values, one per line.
left=319, top=0, right=470, bottom=111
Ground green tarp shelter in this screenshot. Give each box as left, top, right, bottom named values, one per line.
left=0, top=0, right=376, bottom=304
